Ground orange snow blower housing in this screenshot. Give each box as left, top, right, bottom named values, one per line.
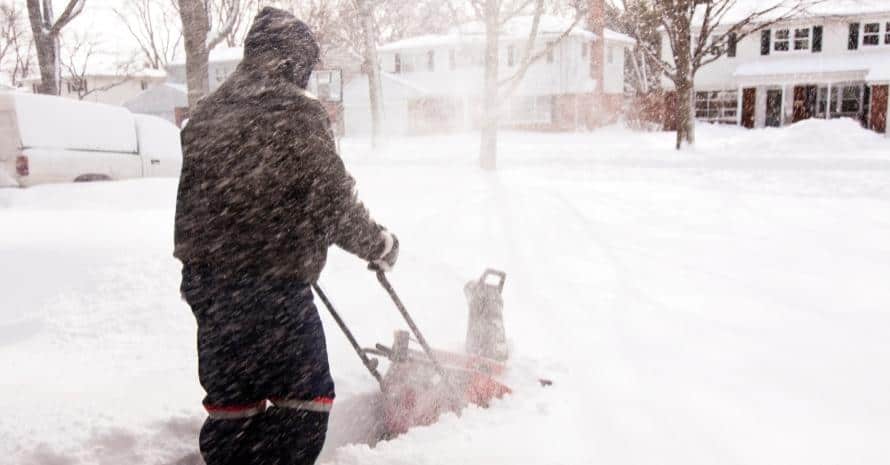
left=313, top=269, right=514, bottom=438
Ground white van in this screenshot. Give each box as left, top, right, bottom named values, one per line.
left=0, top=92, right=182, bottom=187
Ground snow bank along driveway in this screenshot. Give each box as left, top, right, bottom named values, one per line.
left=2, top=120, right=890, bottom=465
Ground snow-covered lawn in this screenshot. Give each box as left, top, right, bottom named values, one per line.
left=2, top=120, right=890, bottom=465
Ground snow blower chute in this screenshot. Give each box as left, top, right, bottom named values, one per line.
left=312, top=269, right=516, bottom=437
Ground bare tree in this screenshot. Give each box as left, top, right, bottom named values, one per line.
left=606, top=0, right=660, bottom=96
left=25, top=0, right=86, bottom=95
left=1, top=2, right=35, bottom=86
left=60, top=31, right=136, bottom=100
left=176, top=0, right=241, bottom=108
left=212, top=0, right=257, bottom=47
left=353, top=0, right=382, bottom=147
left=468, top=0, right=587, bottom=170
left=113, top=0, right=183, bottom=69
left=624, top=0, right=813, bottom=149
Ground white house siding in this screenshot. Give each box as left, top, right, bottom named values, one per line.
left=24, top=76, right=165, bottom=107
left=348, top=21, right=634, bottom=137
left=603, top=42, right=626, bottom=94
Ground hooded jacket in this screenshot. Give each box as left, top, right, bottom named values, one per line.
left=174, top=7, right=386, bottom=283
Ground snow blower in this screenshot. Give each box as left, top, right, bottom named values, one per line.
left=312, top=269, right=517, bottom=438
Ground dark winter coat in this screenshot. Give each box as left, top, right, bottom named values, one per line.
left=174, top=7, right=386, bottom=283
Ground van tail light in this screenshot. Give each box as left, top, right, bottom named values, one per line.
left=16, top=155, right=29, bottom=176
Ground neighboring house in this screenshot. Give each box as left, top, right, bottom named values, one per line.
left=662, top=0, right=890, bottom=134
left=343, top=14, right=635, bottom=137
left=22, top=69, right=166, bottom=106
left=159, top=47, right=355, bottom=129
left=122, top=83, right=188, bottom=125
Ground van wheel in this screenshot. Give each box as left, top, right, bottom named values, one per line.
left=74, top=174, right=111, bottom=182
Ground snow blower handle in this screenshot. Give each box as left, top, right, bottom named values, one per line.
left=374, top=270, right=461, bottom=400
left=312, top=282, right=385, bottom=390
left=479, top=269, right=507, bottom=294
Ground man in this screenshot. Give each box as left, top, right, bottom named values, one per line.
left=174, top=7, right=398, bottom=465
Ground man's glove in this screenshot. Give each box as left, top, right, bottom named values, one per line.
left=371, top=231, right=399, bottom=272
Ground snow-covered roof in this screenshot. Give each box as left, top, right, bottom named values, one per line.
left=693, top=0, right=890, bottom=28
left=380, top=15, right=634, bottom=52
left=457, top=15, right=596, bottom=40
left=866, top=63, right=890, bottom=83
left=733, top=51, right=890, bottom=79
left=169, top=47, right=244, bottom=66
left=603, top=29, right=636, bottom=46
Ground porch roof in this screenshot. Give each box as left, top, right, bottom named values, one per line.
left=867, top=63, right=890, bottom=83
left=733, top=52, right=890, bottom=82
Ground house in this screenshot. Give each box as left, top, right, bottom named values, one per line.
left=22, top=68, right=166, bottom=106
left=663, top=0, right=890, bottom=135
left=156, top=46, right=356, bottom=129
left=122, top=83, right=188, bottom=125
left=342, top=13, right=636, bottom=137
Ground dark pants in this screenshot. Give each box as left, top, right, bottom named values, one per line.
left=181, top=265, right=335, bottom=465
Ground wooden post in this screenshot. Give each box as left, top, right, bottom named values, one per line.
left=736, top=85, right=743, bottom=126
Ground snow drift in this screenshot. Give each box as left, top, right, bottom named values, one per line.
left=1, top=120, right=889, bottom=465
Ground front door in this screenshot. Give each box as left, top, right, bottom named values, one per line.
left=766, top=89, right=783, bottom=127
left=742, top=88, right=756, bottom=128
left=871, top=85, right=888, bottom=133
left=793, top=85, right=818, bottom=122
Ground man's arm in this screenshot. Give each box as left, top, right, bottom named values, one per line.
left=304, top=105, right=390, bottom=262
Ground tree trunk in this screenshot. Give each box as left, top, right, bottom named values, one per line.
left=178, top=0, right=210, bottom=110
left=671, top=11, right=694, bottom=150
left=675, top=79, right=695, bottom=149
left=32, top=32, right=59, bottom=95
left=355, top=0, right=383, bottom=148
left=25, top=0, right=60, bottom=95
left=479, top=0, right=499, bottom=171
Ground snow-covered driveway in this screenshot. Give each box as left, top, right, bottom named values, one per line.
left=2, top=121, right=890, bottom=465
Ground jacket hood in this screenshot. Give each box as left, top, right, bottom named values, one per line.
left=241, top=7, right=319, bottom=89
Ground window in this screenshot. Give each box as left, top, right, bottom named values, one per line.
left=886, top=22, right=890, bottom=44
left=394, top=53, right=401, bottom=73
left=402, top=55, right=416, bottom=73
left=849, top=23, right=860, bottom=50
left=774, top=29, right=790, bottom=51
left=816, top=85, right=864, bottom=118
left=812, top=26, right=823, bottom=52
left=546, top=42, right=554, bottom=63
left=841, top=86, right=861, bottom=113
left=67, top=79, right=87, bottom=94
left=214, top=67, right=228, bottom=83
left=427, top=51, right=435, bottom=71
left=694, top=90, right=739, bottom=124
left=507, top=45, right=515, bottom=67
left=863, top=23, right=880, bottom=46
left=140, top=80, right=148, bottom=90
left=794, top=28, right=810, bottom=50
left=728, top=32, right=737, bottom=57
left=31, top=83, right=39, bottom=93
left=607, top=46, right=614, bottom=64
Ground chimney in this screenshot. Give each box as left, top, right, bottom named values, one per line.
left=588, top=0, right=606, bottom=92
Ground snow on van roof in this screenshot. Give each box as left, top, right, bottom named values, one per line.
left=4, top=93, right=138, bottom=154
